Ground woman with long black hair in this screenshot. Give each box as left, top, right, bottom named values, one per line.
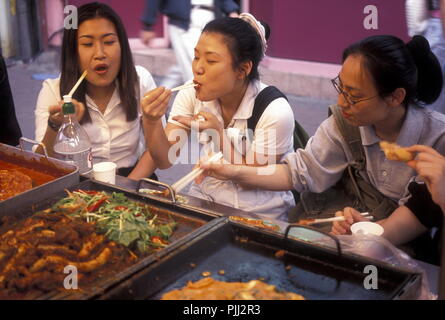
left=35, top=2, right=159, bottom=178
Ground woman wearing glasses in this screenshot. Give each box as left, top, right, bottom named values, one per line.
left=200, top=35, right=445, bottom=222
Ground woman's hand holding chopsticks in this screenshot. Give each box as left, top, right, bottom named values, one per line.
left=48, top=98, right=86, bottom=128
left=196, top=157, right=240, bottom=184
left=330, top=207, right=370, bottom=236
left=141, top=87, right=172, bottom=123
left=173, top=111, right=223, bottom=133
left=171, top=152, right=223, bottom=193
left=141, top=83, right=198, bottom=123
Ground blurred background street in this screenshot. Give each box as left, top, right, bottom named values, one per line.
left=2, top=0, right=410, bottom=185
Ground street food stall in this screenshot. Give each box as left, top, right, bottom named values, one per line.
left=0, top=142, right=437, bottom=300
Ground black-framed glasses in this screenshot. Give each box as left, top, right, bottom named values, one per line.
left=331, top=76, right=378, bottom=105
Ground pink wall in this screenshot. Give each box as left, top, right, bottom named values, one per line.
left=44, top=0, right=64, bottom=46
left=68, top=0, right=164, bottom=37
left=66, top=0, right=409, bottom=64
left=249, top=0, right=410, bottom=64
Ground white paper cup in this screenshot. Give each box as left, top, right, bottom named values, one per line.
left=93, top=162, right=117, bottom=184
left=350, top=221, right=384, bottom=236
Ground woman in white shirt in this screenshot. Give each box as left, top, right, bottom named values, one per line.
left=35, top=2, right=158, bottom=178
left=200, top=35, right=445, bottom=221
left=137, top=14, right=295, bottom=221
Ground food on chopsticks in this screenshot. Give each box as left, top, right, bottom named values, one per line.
left=380, top=141, right=414, bottom=162
left=229, top=216, right=280, bottom=232
left=0, top=211, right=134, bottom=298
left=161, top=277, right=305, bottom=300
left=0, top=170, right=33, bottom=201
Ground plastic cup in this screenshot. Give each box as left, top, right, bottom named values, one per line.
left=350, top=221, right=384, bottom=236
left=93, top=162, right=117, bottom=184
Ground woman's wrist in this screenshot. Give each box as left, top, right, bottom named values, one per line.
left=142, top=116, right=161, bottom=127
left=47, top=117, right=61, bottom=131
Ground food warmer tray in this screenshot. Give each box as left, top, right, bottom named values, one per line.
left=0, top=142, right=79, bottom=214
left=100, top=219, right=421, bottom=300
left=0, top=179, right=221, bottom=299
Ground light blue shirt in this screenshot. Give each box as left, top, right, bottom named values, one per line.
left=284, top=104, right=445, bottom=204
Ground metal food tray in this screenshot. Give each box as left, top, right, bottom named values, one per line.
left=0, top=141, right=79, bottom=214
left=131, top=177, right=274, bottom=219
left=0, top=179, right=221, bottom=300
left=100, top=219, right=421, bottom=300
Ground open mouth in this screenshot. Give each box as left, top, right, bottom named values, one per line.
left=193, top=80, right=202, bottom=89
left=94, top=64, right=109, bottom=75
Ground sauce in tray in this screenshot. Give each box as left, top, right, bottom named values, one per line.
left=0, top=159, right=58, bottom=186
left=0, top=159, right=61, bottom=201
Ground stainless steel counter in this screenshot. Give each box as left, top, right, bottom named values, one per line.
left=113, top=174, right=440, bottom=298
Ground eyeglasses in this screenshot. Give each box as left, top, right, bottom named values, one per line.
left=331, top=76, right=378, bottom=105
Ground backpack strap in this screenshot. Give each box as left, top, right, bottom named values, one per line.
left=328, top=104, right=397, bottom=219
left=248, top=86, right=288, bottom=134
left=328, top=105, right=366, bottom=171
left=329, top=104, right=368, bottom=208
left=247, top=86, right=287, bottom=144
left=248, top=86, right=309, bottom=150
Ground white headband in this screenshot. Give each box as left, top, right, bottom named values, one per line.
left=239, top=13, right=268, bottom=56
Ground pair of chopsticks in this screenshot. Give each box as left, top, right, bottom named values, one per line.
left=68, top=70, right=88, bottom=97
left=171, top=82, right=198, bottom=92
left=171, top=152, right=223, bottom=193
left=297, top=212, right=372, bottom=226
left=142, top=82, right=198, bottom=100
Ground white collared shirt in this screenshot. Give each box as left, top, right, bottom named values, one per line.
left=168, top=80, right=296, bottom=221
left=34, top=66, right=157, bottom=169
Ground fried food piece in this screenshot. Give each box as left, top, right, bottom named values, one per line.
left=78, top=234, right=105, bottom=258
left=29, top=255, right=68, bottom=273
left=0, top=211, right=134, bottom=298
left=15, top=221, right=46, bottom=237
left=380, top=141, right=414, bottom=162
left=161, top=278, right=305, bottom=300
left=36, top=244, right=78, bottom=257
left=275, top=250, right=286, bottom=258
left=201, top=271, right=211, bottom=277
left=29, top=247, right=112, bottom=274
left=0, top=170, right=33, bottom=201
left=75, top=247, right=112, bottom=272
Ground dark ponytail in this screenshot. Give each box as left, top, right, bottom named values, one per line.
left=406, top=35, right=442, bottom=104
left=343, top=35, right=442, bottom=106
left=202, top=17, right=270, bottom=82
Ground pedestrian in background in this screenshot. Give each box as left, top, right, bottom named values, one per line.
left=140, top=0, right=239, bottom=88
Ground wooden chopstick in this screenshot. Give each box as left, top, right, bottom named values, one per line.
left=68, top=70, right=88, bottom=97
left=171, top=152, right=223, bottom=193
left=298, top=212, right=372, bottom=226
left=170, top=82, right=198, bottom=92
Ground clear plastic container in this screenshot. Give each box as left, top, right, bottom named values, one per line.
left=53, top=95, right=92, bottom=174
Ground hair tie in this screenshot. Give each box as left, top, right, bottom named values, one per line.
left=239, top=13, right=267, bottom=56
